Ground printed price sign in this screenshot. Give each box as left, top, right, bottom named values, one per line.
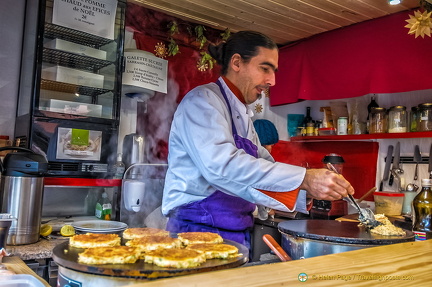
left=52, top=0, right=117, bottom=39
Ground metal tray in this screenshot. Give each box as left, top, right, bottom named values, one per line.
left=52, top=239, right=248, bottom=279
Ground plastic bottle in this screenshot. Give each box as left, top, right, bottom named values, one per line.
left=412, top=178, right=432, bottom=241
left=95, top=192, right=112, bottom=220
left=112, top=153, right=125, bottom=179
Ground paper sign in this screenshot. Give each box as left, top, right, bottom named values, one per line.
left=122, top=50, right=168, bottom=94
left=52, top=0, right=117, bottom=40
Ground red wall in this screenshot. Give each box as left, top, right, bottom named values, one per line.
left=272, top=140, right=379, bottom=201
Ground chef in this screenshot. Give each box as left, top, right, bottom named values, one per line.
left=162, top=30, right=354, bottom=249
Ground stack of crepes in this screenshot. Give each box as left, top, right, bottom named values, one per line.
left=70, top=228, right=240, bottom=268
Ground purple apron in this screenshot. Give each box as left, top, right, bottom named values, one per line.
left=166, top=80, right=258, bottom=249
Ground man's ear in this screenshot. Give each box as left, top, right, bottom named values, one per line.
left=230, top=53, right=242, bottom=72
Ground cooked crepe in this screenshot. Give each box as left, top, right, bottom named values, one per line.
left=69, top=233, right=121, bottom=248
left=187, top=243, right=239, bottom=259
left=144, top=248, right=207, bottom=268
left=177, top=232, right=223, bottom=246
left=122, top=227, right=170, bottom=240
left=78, top=246, right=140, bottom=265
left=370, top=214, right=406, bottom=236
left=125, top=235, right=182, bottom=256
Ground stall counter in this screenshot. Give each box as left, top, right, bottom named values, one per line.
left=129, top=240, right=431, bottom=286
left=3, top=256, right=51, bottom=287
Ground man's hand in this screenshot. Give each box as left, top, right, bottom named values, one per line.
left=299, top=168, right=354, bottom=201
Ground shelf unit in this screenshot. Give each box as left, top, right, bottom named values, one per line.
left=15, top=0, right=127, bottom=178
left=290, top=131, right=432, bottom=141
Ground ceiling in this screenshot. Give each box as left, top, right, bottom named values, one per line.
left=129, top=0, right=420, bottom=46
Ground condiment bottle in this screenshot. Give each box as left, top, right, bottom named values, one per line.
left=369, top=107, right=387, bottom=133
left=388, top=105, right=407, bottom=133
left=417, top=103, right=432, bottom=132
left=412, top=178, right=432, bottom=241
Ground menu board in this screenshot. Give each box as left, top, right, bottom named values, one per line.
left=52, top=0, right=117, bottom=39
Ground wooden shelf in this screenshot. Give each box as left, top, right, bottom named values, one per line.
left=290, top=131, right=432, bottom=141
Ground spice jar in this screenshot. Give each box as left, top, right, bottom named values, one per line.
left=388, top=105, right=407, bottom=133
left=417, top=103, right=432, bottom=132
left=369, top=107, right=387, bottom=133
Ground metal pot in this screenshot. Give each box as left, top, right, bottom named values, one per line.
left=278, top=220, right=414, bottom=260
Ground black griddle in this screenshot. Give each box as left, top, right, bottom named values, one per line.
left=52, top=239, right=248, bottom=279
left=278, top=220, right=414, bottom=245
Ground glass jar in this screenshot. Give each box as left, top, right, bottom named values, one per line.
left=369, top=107, right=387, bottom=133
left=417, top=103, right=432, bottom=132
left=388, top=105, right=407, bottom=133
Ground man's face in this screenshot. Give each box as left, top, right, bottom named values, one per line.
left=237, top=47, right=278, bottom=104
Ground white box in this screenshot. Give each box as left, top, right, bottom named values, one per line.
left=47, top=99, right=102, bottom=117
left=45, top=39, right=107, bottom=60
left=41, top=65, right=104, bottom=88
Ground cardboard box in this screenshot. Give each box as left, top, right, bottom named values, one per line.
left=47, top=99, right=102, bottom=117
left=42, top=65, right=104, bottom=88
left=45, top=38, right=107, bottom=60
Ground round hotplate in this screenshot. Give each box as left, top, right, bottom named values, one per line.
left=278, top=220, right=414, bottom=245
left=52, top=239, right=248, bottom=279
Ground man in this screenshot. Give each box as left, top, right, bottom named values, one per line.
left=162, top=31, right=354, bottom=248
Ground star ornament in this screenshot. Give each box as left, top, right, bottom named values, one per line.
left=405, top=10, right=432, bottom=38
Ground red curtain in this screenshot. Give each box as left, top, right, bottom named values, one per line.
left=270, top=11, right=432, bottom=106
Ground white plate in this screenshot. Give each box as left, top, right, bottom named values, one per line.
left=72, top=220, right=127, bottom=232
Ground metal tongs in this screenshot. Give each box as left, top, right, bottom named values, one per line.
left=326, top=163, right=382, bottom=229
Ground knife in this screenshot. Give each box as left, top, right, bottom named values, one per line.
left=389, top=142, right=401, bottom=186
left=414, top=145, right=421, bottom=181
left=429, top=143, right=432, bottom=179
left=380, top=145, right=393, bottom=191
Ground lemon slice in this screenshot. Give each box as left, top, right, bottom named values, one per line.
left=60, top=225, right=76, bottom=237
left=40, top=224, right=53, bottom=237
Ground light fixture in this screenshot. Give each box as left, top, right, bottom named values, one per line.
left=389, top=0, right=401, bottom=5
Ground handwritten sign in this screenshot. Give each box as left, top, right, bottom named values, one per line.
left=52, top=0, right=117, bottom=40
left=122, top=50, right=168, bottom=94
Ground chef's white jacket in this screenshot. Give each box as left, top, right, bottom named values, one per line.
left=162, top=77, right=308, bottom=216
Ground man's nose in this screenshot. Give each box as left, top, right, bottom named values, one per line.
left=266, top=73, right=276, bottom=87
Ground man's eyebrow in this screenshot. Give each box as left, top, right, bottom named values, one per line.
left=261, top=61, right=278, bottom=72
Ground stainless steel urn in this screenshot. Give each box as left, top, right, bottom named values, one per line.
left=0, top=147, right=47, bottom=245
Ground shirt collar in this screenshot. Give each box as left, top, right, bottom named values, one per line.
left=221, top=76, right=246, bottom=104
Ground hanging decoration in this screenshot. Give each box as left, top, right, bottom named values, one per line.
left=164, top=19, right=230, bottom=72
left=154, top=42, right=168, bottom=58
left=405, top=0, right=432, bottom=38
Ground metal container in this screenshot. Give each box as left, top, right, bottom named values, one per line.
left=278, top=220, right=414, bottom=260
left=0, top=147, right=47, bottom=245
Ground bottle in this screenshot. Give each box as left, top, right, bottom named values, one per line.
left=303, top=107, right=314, bottom=136
left=366, top=96, right=379, bottom=133
left=337, top=117, right=347, bottom=135
left=112, top=153, right=125, bottom=179
left=95, top=192, right=112, bottom=220
left=412, top=179, right=432, bottom=241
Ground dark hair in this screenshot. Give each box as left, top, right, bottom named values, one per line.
left=208, top=31, right=278, bottom=75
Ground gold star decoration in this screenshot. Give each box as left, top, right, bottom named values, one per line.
left=154, top=42, right=168, bottom=58
left=405, top=10, right=432, bottom=38
left=263, top=88, right=270, bottom=98
left=197, top=60, right=208, bottom=72
left=255, top=103, right=263, bottom=113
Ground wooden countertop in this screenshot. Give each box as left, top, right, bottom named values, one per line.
left=3, top=256, right=51, bottom=287
left=129, top=240, right=432, bottom=286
